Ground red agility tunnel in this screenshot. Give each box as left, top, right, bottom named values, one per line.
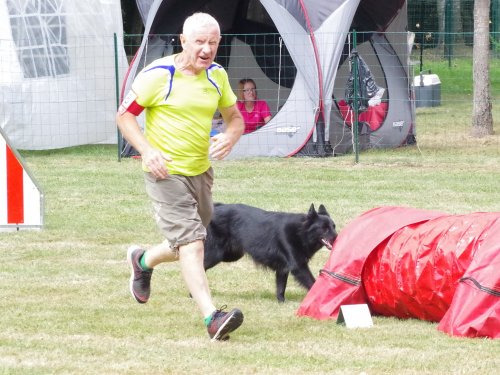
left=297, top=206, right=500, bottom=339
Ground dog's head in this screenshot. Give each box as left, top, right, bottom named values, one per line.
left=305, top=203, right=338, bottom=252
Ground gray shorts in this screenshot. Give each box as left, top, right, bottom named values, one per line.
left=144, top=167, right=214, bottom=249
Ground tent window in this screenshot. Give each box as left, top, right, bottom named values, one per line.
left=7, top=0, right=69, bottom=78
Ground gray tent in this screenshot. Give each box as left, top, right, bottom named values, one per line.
left=121, top=0, right=414, bottom=158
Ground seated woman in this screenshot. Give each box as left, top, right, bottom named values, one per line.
left=236, top=78, right=271, bottom=134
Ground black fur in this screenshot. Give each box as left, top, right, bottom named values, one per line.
left=204, top=203, right=337, bottom=302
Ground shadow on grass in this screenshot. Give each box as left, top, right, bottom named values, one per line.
left=215, top=287, right=307, bottom=303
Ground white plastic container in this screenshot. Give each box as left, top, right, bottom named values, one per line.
left=413, top=74, right=441, bottom=107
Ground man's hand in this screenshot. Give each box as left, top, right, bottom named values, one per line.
left=116, top=111, right=172, bottom=178
left=209, top=133, right=234, bottom=160
left=142, top=148, right=172, bottom=179
left=213, top=104, right=244, bottom=160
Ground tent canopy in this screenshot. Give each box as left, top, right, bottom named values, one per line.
left=123, top=0, right=411, bottom=158
left=137, top=0, right=405, bottom=35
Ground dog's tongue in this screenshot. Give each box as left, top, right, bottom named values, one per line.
left=322, top=239, right=333, bottom=250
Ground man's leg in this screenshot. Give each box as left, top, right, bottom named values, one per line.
left=127, top=240, right=177, bottom=304
left=178, top=239, right=216, bottom=318
left=143, top=240, right=179, bottom=268
left=179, top=239, right=244, bottom=341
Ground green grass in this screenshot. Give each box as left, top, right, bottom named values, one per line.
left=3, top=150, right=499, bottom=373
left=1, top=65, right=500, bottom=373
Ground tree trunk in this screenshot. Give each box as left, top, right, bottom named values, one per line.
left=439, top=0, right=462, bottom=55
left=452, top=0, right=463, bottom=41
left=437, top=0, right=446, bottom=46
left=471, top=0, right=493, bottom=137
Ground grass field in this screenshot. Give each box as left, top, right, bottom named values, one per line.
left=1, top=60, right=500, bottom=373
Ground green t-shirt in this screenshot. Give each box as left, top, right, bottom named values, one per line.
left=132, top=54, right=237, bottom=176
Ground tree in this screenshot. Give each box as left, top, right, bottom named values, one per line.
left=437, top=0, right=446, bottom=46
left=471, top=0, right=493, bottom=137
left=436, top=0, right=464, bottom=48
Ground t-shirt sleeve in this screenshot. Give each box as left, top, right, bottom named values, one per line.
left=260, top=100, right=271, bottom=118
left=132, top=66, right=172, bottom=108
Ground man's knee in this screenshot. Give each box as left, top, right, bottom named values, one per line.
left=179, top=240, right=204, bottom=258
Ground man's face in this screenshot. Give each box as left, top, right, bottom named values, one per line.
left=180, top=25, right=220, bottom=73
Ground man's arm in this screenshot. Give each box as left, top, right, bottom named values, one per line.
left=116, top=111, right=150, bottom=156
left=209, top=104, right=244, bottom=160
left=116, top=111, right=171, bottom=178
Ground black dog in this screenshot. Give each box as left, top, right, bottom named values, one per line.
left=204, top=203, right=337, bottom=302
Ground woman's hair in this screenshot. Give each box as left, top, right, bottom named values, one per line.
left=238, top=78, right=257, bottom=101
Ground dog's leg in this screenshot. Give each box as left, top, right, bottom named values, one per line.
left=203, top=244, right=226, bottom=271
left=291, top=266, right=316, bottom=290
left=275, top=271, right=289, bottom=303
left=203, top=255, right=220, bottom=271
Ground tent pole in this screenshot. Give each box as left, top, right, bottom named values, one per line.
left=277, top=36, right=282, bottom=113
left=352, top=30, right=360, bottom=163
left=114, top=32, right=122, bottom=162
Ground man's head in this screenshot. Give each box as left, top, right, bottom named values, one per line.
left=179, top=13, right=221, bottom=74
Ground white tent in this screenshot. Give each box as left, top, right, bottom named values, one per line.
left=0, top=0, right=128, bottom=150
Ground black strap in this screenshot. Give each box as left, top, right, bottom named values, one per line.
left=320, top=269, right=361, bottom=286
left=460, top=277, right=500, bottom=297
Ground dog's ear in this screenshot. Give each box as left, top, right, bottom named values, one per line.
left=318, top=204, right=329, bottom=216
left=307, top=203, right=317, bottom=218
